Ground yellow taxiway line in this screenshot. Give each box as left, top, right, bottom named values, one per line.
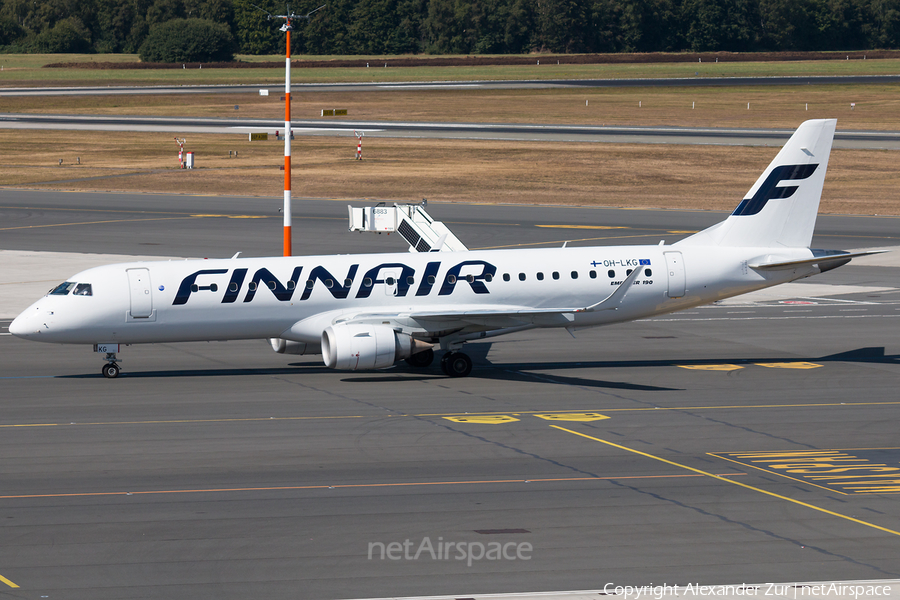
left=551, top=425, right=900, bottom=537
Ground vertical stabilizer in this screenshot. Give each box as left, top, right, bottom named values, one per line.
left=677, top=119, right=836, bottom=249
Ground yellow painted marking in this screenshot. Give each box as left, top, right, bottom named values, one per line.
left=0, top=473, right=745, bottom=501
left=0, top=216, right=201, bottom=231
left=711, top=454, right=849, bottom=495
left=677, top=364, right=744, bottom=371
left=667, top=230, right=698, bottom=234
left=3, top=401, right=900, bottom=430
left=475, top=233, right=662, bottom=250
left=755, top=362, right=823, bottom=369
left=552, top=425, right=900, bottom=537
left=444, top=415, right=519, bottom=424
left=534, top=413, right=610, bottom=422
left=189, top=214, right=269, bottom=219
left=0, top=574, right=18, bottom=588
left=711, top=449, right=900, bottom=495
left=535, top=225, right=628, bottom=230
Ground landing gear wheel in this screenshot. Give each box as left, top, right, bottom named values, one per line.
left=102, top=363, right=120, bottom=379
left=405, top=348, right=434, bottom=368
left=440, top=352, right=473, bottom=378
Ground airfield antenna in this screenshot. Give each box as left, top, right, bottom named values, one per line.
left=253, top=3, right=325, bottom=256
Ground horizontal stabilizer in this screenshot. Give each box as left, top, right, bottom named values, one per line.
left=749, top=249, right=888, bottom=270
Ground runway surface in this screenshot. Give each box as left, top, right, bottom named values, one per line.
left=4, top=113, right=900, bottom=148
left=0, top=190, right=898, bottom=599
left=3, top=74, right=900, bottom=96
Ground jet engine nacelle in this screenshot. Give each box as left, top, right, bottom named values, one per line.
left=268, top=338, right=320, bottom=355
left=322, top=324, right=431, bottom=370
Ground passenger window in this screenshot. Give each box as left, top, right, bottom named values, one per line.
left=466, top=274, right=474, bottom=283
left=537, top=272, right=544, bottom=281
left=503, top=273, right=510, bottom=282
left=190, top=284, right=199, bottom=292
left=49, top=282, right=76, bottom=295
left=571, top=271, right=578, bottom=279
left=552, top=272, right=559, bottom=280
left=407, top=276, right=415, bottom=285
left=324, top=279, right=334, bottom=289
left=229, top=282, right=239, bottom=292
left=645, top=268, right=652, bottom=276
left=306, top=280, right=314, bottom=289
left=484, top=273, right=493, bottom=282
left=446, top=274, right=457, bottom=284
left=427, top=275, right=436, bottom=285
left=626, top=269, right=633, bottom=276
left=385, top=277, right=396, bottom=286
left=73, top=283, right=93, bottom=296
left=608, top=270, right=615, bottom=278
left=518, top=273, right=526, bottom=281
left=589, top=270, right=597, bottom=279
left=209, top=283, right=218, bottom=292
left=344, top=278, right=353, bottom=287
left=287, top=280, right=295, bottom=290
left=248, top=282, right=257, bottom=291
left=363, top=278, right=373, bottom=287
left=267, top=281, right=277, bottom=290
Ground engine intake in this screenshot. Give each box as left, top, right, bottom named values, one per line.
left=322, top=324, right=431, bottom=370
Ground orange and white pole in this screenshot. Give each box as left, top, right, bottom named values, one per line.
left=283, top=28, right=292, bottom=257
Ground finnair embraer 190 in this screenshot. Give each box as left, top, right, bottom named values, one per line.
left=9, top=119, right=880, bottom=378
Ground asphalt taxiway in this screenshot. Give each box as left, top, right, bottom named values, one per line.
left=4, top=113, right=900, bottom=148
left=0, top=190, right=898, bottom=599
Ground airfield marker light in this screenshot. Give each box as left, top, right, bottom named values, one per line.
left=251, top=3, right=325, bottom=257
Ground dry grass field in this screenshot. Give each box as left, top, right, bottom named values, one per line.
left=3, top=129, right=897, bottom=215
left=2, top=58, right=899, bottom=215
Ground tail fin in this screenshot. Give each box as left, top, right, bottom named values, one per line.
left=678, top=119, right=836, bottom=249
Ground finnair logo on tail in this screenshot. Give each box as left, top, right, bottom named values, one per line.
left=732, top=164, right=818, bottom=216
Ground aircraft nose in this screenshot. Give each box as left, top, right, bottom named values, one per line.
left=9, top=307, right=44, bottom=339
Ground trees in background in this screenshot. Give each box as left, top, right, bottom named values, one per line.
left=138, top=17, right=234, bottom=61
left=2, top=0, right=900, bottom=56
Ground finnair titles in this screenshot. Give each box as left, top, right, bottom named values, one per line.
left=9, top=119, right=882, bottom=378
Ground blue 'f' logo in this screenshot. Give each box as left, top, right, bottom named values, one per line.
left=732, top=164, right=818, bottom=217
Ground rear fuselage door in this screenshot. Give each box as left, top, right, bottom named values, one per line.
left=127, top=268, right=153, bottom=318
left=664, top=251, right=686, bottom=298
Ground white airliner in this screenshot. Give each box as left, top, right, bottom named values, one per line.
left=9, top=119, right=881, bottom=378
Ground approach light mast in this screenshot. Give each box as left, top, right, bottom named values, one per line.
left=255, top=3, right=324, bottom=256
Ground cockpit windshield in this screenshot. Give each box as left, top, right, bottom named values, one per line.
left=49, top=282, right=76, bottom=296
left=48, top=282, right=93, bottom=296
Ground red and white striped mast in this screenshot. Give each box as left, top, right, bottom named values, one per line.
left=258, top=4, right=324, bottom=256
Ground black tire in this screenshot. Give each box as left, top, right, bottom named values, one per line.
left=102, top=363, right=120, bottom=379
left=442, top=352, right=472, bottom=378
left=405, top=348, right=434, bottom=368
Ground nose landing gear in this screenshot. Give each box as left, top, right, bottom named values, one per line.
left=101, top=353, right=121, bottom=379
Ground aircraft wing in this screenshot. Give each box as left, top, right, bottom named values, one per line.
left=338, top=266, right=644, bottom=330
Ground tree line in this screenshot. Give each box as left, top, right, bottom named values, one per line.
left=1, top=0, right=899, bottom=57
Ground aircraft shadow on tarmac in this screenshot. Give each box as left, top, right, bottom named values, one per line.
left=59, top=346, right=897, bottom=383
left=341, top=346, right=898, bottom=389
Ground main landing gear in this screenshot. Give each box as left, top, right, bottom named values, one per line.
left=101, top=353, right=121, bottom=379
left=440, top=351, right=473, bottom=378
